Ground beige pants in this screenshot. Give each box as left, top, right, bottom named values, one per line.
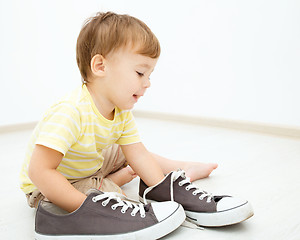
left=26, top=144, right=127, bottom=208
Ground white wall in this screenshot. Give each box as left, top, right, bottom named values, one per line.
left=1, top=0, right=300, bottom=127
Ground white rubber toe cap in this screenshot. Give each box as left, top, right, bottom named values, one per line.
left=151, top=201, right=180, bottom=222
left=217, top=197, right=248, bottom=212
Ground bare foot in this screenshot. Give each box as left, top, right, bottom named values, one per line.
left=183, top=162, right=218, bottom=182
left=107, top=166, right=137, bottom=187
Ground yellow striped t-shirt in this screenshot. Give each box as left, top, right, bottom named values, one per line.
left=20, top=84, right=140, bottom=194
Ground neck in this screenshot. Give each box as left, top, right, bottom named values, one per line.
left=86, top=83, right=115, bottom=120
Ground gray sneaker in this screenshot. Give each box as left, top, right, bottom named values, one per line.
left=35, top=189, right=185, bottom=239
left=139, top=170, right=254, bottom=227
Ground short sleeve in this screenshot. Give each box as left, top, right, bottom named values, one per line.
left=35, top=102, right=81, bottom=155
left=116, top=111, right=141, bottom=145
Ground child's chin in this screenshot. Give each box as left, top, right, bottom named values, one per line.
left=118, top=105, right=134, bottom=111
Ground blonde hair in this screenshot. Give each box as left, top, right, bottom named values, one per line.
left=76, top=12, right=161, bottom=82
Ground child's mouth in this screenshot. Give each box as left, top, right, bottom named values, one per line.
left=133, top=94, right=138, bottom=101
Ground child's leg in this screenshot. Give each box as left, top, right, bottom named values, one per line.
left=151, top=153, right=218, bottom=182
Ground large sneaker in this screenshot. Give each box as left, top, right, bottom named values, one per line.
left=139, top=170, right=254, bottom=227
left=35, top=189, right=185, bottom=239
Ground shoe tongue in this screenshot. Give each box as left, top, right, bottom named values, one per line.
left=213, top=196, right=226, bottom=202
left=86, top=188, right=104, bottom=196
left=144, top=203, right=151, bottom=212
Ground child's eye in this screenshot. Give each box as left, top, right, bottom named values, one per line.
left=136, top=71, right=144, bottom=77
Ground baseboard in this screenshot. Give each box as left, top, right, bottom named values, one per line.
left=0, top=122, right=37, bottom=134
left=133, top=110, right=300, bottom=139
left=1, top=112, right=300, bottom=139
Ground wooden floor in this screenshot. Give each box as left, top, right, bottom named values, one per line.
left=1, top=117, right=300, bottom=240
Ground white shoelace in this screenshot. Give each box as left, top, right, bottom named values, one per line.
left=172, top=170, right=213, bottom=203
left=143, top=169, right=213, bottom=204
left=92, top=192, right=146, bottom=218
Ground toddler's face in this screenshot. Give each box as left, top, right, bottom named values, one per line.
left=103, top=47, right=158, bottom=110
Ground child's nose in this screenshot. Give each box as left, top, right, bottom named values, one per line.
left=143, top=78, right=151, bottom=88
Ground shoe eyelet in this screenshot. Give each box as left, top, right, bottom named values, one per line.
left=192, top=192, right=197, bottom=196
left=199, top=196, right=204, bottom=201
left=178, top=182, right=183, bottom=186
left=121, top=209, right=126, bottom=214
left=92, top=197, right=97, bottom=202
left=185, top=186, right=190, bottom=191
left=141, top=214, right=146, bottom=218
left=102, top=202, right=107, bottom=207
left=111, top=206, right=116, bottom=210
left=131, top=212, right=136, bottom=217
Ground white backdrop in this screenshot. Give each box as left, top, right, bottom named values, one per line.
left=1, top=0, right=299, bottom=127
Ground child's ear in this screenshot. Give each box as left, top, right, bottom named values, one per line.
left=90, top=54, right=106, bottom=77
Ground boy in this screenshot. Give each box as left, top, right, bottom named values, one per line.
left=20, top=12, right=253, bottom=239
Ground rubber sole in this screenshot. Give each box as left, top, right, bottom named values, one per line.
left=140, top=197, right=254, bottom=227
left=185, top=201, right=254, bottom=227
left=35, top=204, right=185, bottom=240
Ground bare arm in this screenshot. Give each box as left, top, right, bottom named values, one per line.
left=28, top=145, right=86, bottom=212
left=121, top=142, right=164, bottom=186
